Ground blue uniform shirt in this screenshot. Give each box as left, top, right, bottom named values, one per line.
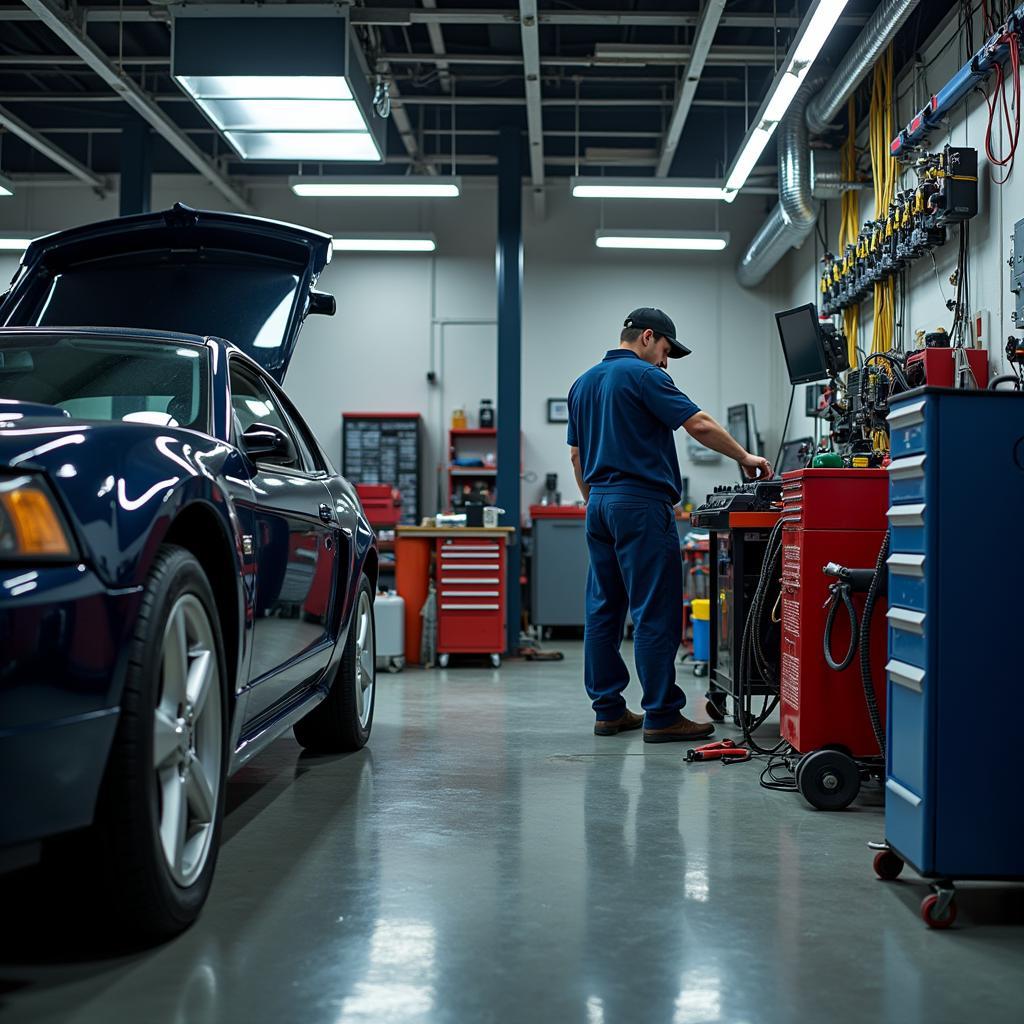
left=567, top=349, right=700, bottom=503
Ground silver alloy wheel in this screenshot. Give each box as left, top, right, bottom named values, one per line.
left=152, top=593, right=222, bottom=888
left=354, top=589, right=375, bottom=730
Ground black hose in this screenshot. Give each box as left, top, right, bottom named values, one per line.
left=858, top=530, right=890, bottom=758
left=988, top=373, right=1021, bottom=390
left=823, top=583, right=859, bottom=671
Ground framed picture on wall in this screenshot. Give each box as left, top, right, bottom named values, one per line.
left=547, top=398, right=569, bottom=423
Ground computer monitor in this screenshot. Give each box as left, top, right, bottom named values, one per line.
left=775, top=303, right=831, bottom=384
left=777, top=437, right=813, bottom=476
left=727, top=403, right=763, bottom=482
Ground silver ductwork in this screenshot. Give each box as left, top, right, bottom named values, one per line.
left=736, top=77, right=820, bottom=289
left=736, top=0, right=922, bottom=287
left=806, top=0, right=923, bottom=135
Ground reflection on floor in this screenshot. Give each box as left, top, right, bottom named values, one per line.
left=2, top=641, right=1023, bottom=1024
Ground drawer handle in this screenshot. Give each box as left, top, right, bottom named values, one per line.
left=441, top=577, right=499, bottom=584
left=439, top=563, right=499, bottom=570
left=441, top=591, right=499, bottom=598
left=441, top=545, right=500, bottom=552
left=441, top=603, right=500, bottom=610
left=887, top=503, right=926, bottom=527
left=887, top=658, right=925, bottom=692
left=888, top=454, right=927, bottom=478
left=886, top=399, right=927, bottom=429
left=887, top=606, right=926, bottom=635
left=441, top=552, right=499, bottom=559
left=887, top=553, right=925, bottom=577
left=885, top=778, right=923, bottom=807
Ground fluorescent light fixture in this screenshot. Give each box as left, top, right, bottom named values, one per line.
left=290, top=175, right=462, bottom=198
left=331, top=234, right=437, bottom=253
left=571, top=176, right=735, bottom=202
left=0, top=238, right=31, bottom=251
left=177, top=76, right=352, bottom=101
left=595, top=230, right=730, bottom=251
left=724, top=0, right=850, bottom=194
left=171, top=8, right=385, bottom=162
left=225, top=131, right=381, bottom=162
left=0, top=174, right=14, bottom=198
left=195, top=98, right=367, bottom=132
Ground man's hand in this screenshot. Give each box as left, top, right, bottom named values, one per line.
left=740, top=452, right=772, bottom=480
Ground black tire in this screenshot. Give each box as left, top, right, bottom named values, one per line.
left=705, top=699, right=726, bottom=723
left=294, top=573, right=376, bottom=753
left=94, top=544, right=229, bottom=940
left=797, top=749, right=861, bottom=811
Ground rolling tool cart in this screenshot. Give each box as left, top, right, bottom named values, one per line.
left=871, top=388, right=1024, bottom=928
left=691, top=482, right=783, bottom=724
left=779, top=469, right=890, bottom=810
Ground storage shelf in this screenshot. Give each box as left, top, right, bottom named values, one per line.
left=450, top=428, right=497, bottom=437
left=449, top=467, right=497, bottom=476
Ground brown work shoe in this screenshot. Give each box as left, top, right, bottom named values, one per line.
left=594, top=710, right=644, bottom=736
left=643, top=716, right=715, bottom=743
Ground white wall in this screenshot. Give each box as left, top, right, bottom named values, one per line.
left=0, top=175, right=787, bottom=515
left=772, top=4, right=1024, bottom=443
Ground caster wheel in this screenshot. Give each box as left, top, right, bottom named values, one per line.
left=705, top=699, right=726, bottom=723
left=693, top=662, right=707, bottom=677
left=873, top=850, right=905, bottom=881
left=921, top=893, right=957, bottom=929
left=796, top=749, right=861, bottom=811
left=490, top=654, right=501, bottom=668
left=438, top=654, right=450, bottom=668
left=387, top=657, right=405, bottom=674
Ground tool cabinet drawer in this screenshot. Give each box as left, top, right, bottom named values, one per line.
left=886, top=553, right=928, bottom=611
left=885, top=775, right=931, bottom=875
left=887, top=606, right=928, bottom=667
left=887, top=503, right=928, bottom=553
left=887, top=455, right=928, bottom=502
left=438, top=608, right=504, bottom=652
left=887, top=398, right=928, bottom=458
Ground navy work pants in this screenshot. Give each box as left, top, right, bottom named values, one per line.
left=583, top=492, right=685, bottom=728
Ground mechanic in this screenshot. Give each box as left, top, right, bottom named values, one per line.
left=567, top=307, right=772, bottom=743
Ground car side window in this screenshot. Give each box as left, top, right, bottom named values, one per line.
left=229, top=362, right=308, bottom=473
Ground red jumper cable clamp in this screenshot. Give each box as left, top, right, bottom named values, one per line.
left=686, top=739, right=752, bottom=764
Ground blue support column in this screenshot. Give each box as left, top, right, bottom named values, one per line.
left=119, top=116, right=152, bottom=216
left=496, top=125, right=523, bottom=654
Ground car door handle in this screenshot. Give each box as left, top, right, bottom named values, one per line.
left=318, top=503, right=335, bottom=524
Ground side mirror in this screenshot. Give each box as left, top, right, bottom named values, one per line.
left=308, top=290, right=336, bottom=317
left=241, top=422, right=296, bottom=465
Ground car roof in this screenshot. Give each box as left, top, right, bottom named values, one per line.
left=0, top=325, right=211, bottom=346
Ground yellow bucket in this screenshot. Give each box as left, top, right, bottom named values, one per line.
left=691, top=598, right=710, bottom=621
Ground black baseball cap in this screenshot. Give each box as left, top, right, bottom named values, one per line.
left=623, top=307, right=691, bottom=358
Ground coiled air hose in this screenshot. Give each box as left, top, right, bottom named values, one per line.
left=858, top=530, right=890, bottom=757
left=823, top=580, right=859, bottom=671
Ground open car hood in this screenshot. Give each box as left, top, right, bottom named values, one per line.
left=0, top=203, right=335, bottom=382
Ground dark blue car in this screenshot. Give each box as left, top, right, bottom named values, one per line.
left=0, top=204, right=378, bottom=938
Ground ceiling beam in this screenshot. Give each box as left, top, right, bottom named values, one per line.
left=419, top=0, right=452, bottom=93
left=377, top=45, right=780, bottom=67
left=519, top=0, right=544, bottom=216
left=0, top=6, right=868, bottom=28
left=0, top=103, right=106, bottom=190
left=656, top=0, right=726, bottom=177
left=349, top=8, right=867, bottom=29
left=18, top=0, right=252, bottom=212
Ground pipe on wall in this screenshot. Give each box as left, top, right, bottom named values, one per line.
left=736, top=0, right=922, bottom=288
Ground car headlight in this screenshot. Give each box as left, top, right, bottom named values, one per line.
left=0, top=475, right=78, bottom=560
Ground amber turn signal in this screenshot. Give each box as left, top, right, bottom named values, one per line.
left=0, top=477, right=74, bottom=558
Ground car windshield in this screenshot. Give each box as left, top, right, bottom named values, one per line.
left=0, top=334, right=210, bottom=431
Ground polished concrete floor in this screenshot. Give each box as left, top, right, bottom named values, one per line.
left=2, top=641, right=1023, bottom=1024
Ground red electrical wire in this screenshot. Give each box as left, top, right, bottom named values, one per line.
left=985, top=30, right=1021, bottom=184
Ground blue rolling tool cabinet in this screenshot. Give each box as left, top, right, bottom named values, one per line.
left=873, top=386, right=1024, bottom=928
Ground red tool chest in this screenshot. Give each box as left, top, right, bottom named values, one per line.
left=779, top=469, right=889, bottom=757
left=436, top=535, right=507, bottom=658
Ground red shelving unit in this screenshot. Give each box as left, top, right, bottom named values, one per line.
left=447, top=427, right=498, bottom=511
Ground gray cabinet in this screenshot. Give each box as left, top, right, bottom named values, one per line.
left=531, top=515, right=588, bottom=628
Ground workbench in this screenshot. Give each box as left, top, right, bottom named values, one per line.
left=395, top=527, right=515, bottom=665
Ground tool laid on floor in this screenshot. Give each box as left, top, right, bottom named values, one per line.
left=686, top=739, right=751, bottom=764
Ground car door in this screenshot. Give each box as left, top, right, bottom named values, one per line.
left=229, top=357, right=339, bottom=721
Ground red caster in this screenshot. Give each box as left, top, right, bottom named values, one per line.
left=873, top=850, right=905, bottom=881
left=920, top=892, right=958, bottom=929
